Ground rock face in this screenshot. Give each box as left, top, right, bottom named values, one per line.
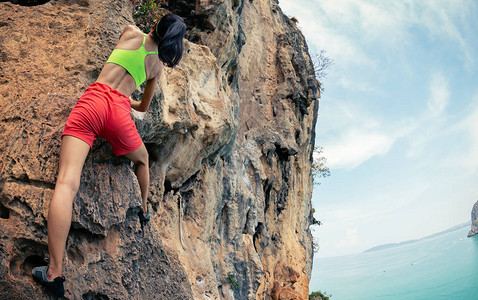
left=468, top=201, right=478, bottom=237
left=0, top=0, right=319, bottom=299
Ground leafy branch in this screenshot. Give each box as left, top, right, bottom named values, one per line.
left=312, top=50, right=333, bottom=80
left=310, top=290, right=332, bottom=300
left=130, top=0, right=168, bottom=32
left=311, top=146, right=330, bottom=186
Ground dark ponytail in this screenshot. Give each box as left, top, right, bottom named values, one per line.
left=152, top=14, right=186, bottom=68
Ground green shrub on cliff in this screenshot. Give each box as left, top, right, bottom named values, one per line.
left=310, top=290, right=332, bottom=300
left=131, top=0, right=167, bottom=32
left=226, top=272, right=240, bottom=291
left=311, top=208, right=322, bottom=226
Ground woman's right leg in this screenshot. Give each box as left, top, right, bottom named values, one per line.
left=123, top=143, right=149, bottom=216
left=46, top=135, right=90, bottom=280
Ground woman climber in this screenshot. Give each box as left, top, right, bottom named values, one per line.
left=31, top=14, right=186, bottom=297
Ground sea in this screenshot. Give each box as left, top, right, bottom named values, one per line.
left=310, top=223, right=478, bottom=300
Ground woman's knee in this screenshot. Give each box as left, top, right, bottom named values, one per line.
left=126, top=146, right=149, bottom=166
left=136, top=150, right=149, bottom=167
left=55, top=174, right=80, bottom=196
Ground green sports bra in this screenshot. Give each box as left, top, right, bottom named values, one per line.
left=106, top=35, right=158, bottom=88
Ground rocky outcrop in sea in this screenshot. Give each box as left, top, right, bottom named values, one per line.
left=0, top=0, right=319, bottom=299
left=468, top=201, right=478, bottom=237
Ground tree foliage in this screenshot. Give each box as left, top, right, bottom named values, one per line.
left=310, top=147, right=330, bottom=252
left=311, top=208, right=322, bottom=226
left=312, top=237, right=320, bottom=254
left=310, top=290, right=332, bottom=300
left=312, top=50, right=334, bottom=80
left=312, top=146, right=330, bottom=186
left=130, top=0, right=168, bottom=32
left=226, top=272, right=240, bottom=291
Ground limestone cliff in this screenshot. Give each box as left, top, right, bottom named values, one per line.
left=0, top=0, right=319, bottom=299
left=468, top=201, right=478, bottom=237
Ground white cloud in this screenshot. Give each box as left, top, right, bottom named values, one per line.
left=281, top=0, right=478, bottom=259
left=279, top=0, right=376, bottom=69
left=323, top=206, right=383, bottom=226
left=281, top=0, right=476, bottom=70
left=317, top=98, right=414, bottom=170
left=337, top=76, right=382, bottom=94
left=407, top=71, right=450, bottom=157
left=426, top=72, right=449, bottom=117
left=413, top=0, right=476, bottom=67
left=447, top=92, right=478, bottom=172
left=319, top=70, right=452, bottom=170
left=324, top=130, right=393, bottom=170
left=336, top=228, right=359, bottom=249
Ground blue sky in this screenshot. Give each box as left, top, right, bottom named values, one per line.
left=279, top=0, right=478, bottom=257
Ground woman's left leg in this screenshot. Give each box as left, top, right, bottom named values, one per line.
left=123, top=143, right=149, bottom=215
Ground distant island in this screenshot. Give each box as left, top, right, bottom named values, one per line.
left=468, top=200, right=478, bottom=237
left=364, top=222, right=470, bottom=253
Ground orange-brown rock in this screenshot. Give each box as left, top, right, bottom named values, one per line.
left=0, top=0, right=319, bottom=299
left=271, top=281, right=303, bottom=300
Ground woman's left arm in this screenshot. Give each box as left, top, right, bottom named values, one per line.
left=131, top=76, right=160, bottom=112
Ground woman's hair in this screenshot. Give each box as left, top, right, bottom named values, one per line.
left=152, top=14, right=186, bottom=68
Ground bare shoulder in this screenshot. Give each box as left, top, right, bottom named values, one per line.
left=124, top=24, right=141, bottom=33
left=120, top=24, right=143, bottom=39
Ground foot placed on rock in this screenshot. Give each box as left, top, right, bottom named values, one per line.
left=32, top=266, right=65, bottom=297
left=138, top=209, right=150, bottom=223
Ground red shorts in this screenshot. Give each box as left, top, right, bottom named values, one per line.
left=62, top=82, right=142, bottom=156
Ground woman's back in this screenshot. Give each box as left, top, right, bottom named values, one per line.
left=96, top=25, right=162, bottom=97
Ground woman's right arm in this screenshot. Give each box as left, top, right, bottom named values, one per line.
left=130, top=76, right=160, bottom=112
left=131, top=61, right=163, bottom=112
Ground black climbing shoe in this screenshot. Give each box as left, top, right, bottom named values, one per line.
left=32, top=266, right=65, bottom=297
left=138, top=209, right=150, bottom=222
